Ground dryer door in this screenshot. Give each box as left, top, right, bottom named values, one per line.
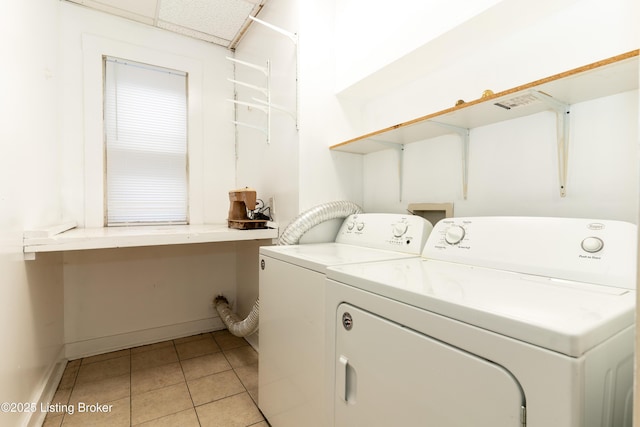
left=335, top=303, right=526, bottom=427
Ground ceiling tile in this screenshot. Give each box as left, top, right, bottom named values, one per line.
left=159, top=0, right=256, bottom=43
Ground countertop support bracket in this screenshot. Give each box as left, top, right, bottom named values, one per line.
left=528, top=90, right=571, bottom=197
left=430, top=122, right=470, bottom=200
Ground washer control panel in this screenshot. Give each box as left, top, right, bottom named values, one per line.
left=422, top=217, right=637, bottom=289
left=335, top=213, right=433, bottom=255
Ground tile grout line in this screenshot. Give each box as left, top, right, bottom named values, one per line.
left=175, top=337, right=203, bottom=427
left=66, top=360, right=80, bottom=426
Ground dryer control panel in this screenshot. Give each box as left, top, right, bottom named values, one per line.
left=422, top=217, right=637, bottom=289
left=335, top=214, right=433, bottom=255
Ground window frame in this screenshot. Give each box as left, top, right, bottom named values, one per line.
left=103, top=56, right=189, bottom=226
left=81, top=34, right=204, bottom=228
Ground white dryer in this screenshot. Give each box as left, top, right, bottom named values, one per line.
left=258, top=213, right=433, bottom=427
left=326, top=217, right=636, bottom=427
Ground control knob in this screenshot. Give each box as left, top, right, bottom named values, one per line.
left=445, top=225, right=466, bottom=245
left=392, top=222, right=408, bottom=237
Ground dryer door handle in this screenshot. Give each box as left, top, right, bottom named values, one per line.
left=337, top=355, right=357, bottom=403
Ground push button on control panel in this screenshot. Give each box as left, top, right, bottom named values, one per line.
left=581, top=236, right=604, bottom=253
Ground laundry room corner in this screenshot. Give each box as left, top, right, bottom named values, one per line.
left=233, top=240, right=265, bottom=350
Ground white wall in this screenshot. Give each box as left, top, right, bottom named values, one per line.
left=297, top=1, right=364, bottom=210
left=57, top=3, right=247, bottom=358
left=334, top=0, right=502, bottom=94
left=63, top=243, right=238, bottom=358
left=0, top=0, right=66, bottom=425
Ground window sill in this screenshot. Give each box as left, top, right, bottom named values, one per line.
left=23, top=222, right=278, bottom=260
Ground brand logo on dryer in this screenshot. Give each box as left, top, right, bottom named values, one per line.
left=587, top=222, right=605, bottom=230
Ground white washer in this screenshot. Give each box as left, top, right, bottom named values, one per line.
left=326, top=217, right=636, bottom=427
left=258, top=213, right=433, bottom=427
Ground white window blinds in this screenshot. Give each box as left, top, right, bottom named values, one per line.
left=104, top=57, right=188, bottom=226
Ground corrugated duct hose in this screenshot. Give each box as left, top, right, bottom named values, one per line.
left=213, top=201, right=364, bottom=337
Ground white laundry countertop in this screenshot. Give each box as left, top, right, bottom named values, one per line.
left=23, top=222, right=278, bottom=256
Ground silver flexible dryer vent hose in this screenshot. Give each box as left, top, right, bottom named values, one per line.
left=277, top=201, right=364, bottom=245
left=213, top=201, right=363, bottom=337
left=214, top=295, right=260, bottom=338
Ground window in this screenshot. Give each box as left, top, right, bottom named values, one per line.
left=103, top=56, right=188, bottom=226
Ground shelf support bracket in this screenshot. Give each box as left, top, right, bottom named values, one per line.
left=252, top=97, right=297, bottom=122
left=430, top=122, right=470, bottom=200
left=227, top=78, right=268, bottom=96
left=227, top=99, right=269, bottom=113
left=528, top=90, right=570, bottom=197
left=231, top=120, right=268, bottom=135
left=249, top=16, right=298, bottom=44
left=225, top=56, right=268, bottom=75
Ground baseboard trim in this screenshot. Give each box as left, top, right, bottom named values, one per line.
left=65, top=317, right=225, bottom=360
left=26, top=347, right=67, bottom=427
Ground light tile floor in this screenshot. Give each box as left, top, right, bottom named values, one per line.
left=43, top=331, right=268, bottom=427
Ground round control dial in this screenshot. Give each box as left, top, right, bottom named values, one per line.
left=392, top=222, right=408, bottom=237
left=445, top=225, right=466, bottom=245
left=581, top=236, right=604, bottom=253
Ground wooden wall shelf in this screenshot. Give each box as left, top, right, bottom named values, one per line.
left=330, top=50, right=639, bottom=199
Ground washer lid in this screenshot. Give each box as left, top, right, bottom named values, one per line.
left=327, top=258, right=635, bottom=357
left=260, top=243, right=420, bottom=273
